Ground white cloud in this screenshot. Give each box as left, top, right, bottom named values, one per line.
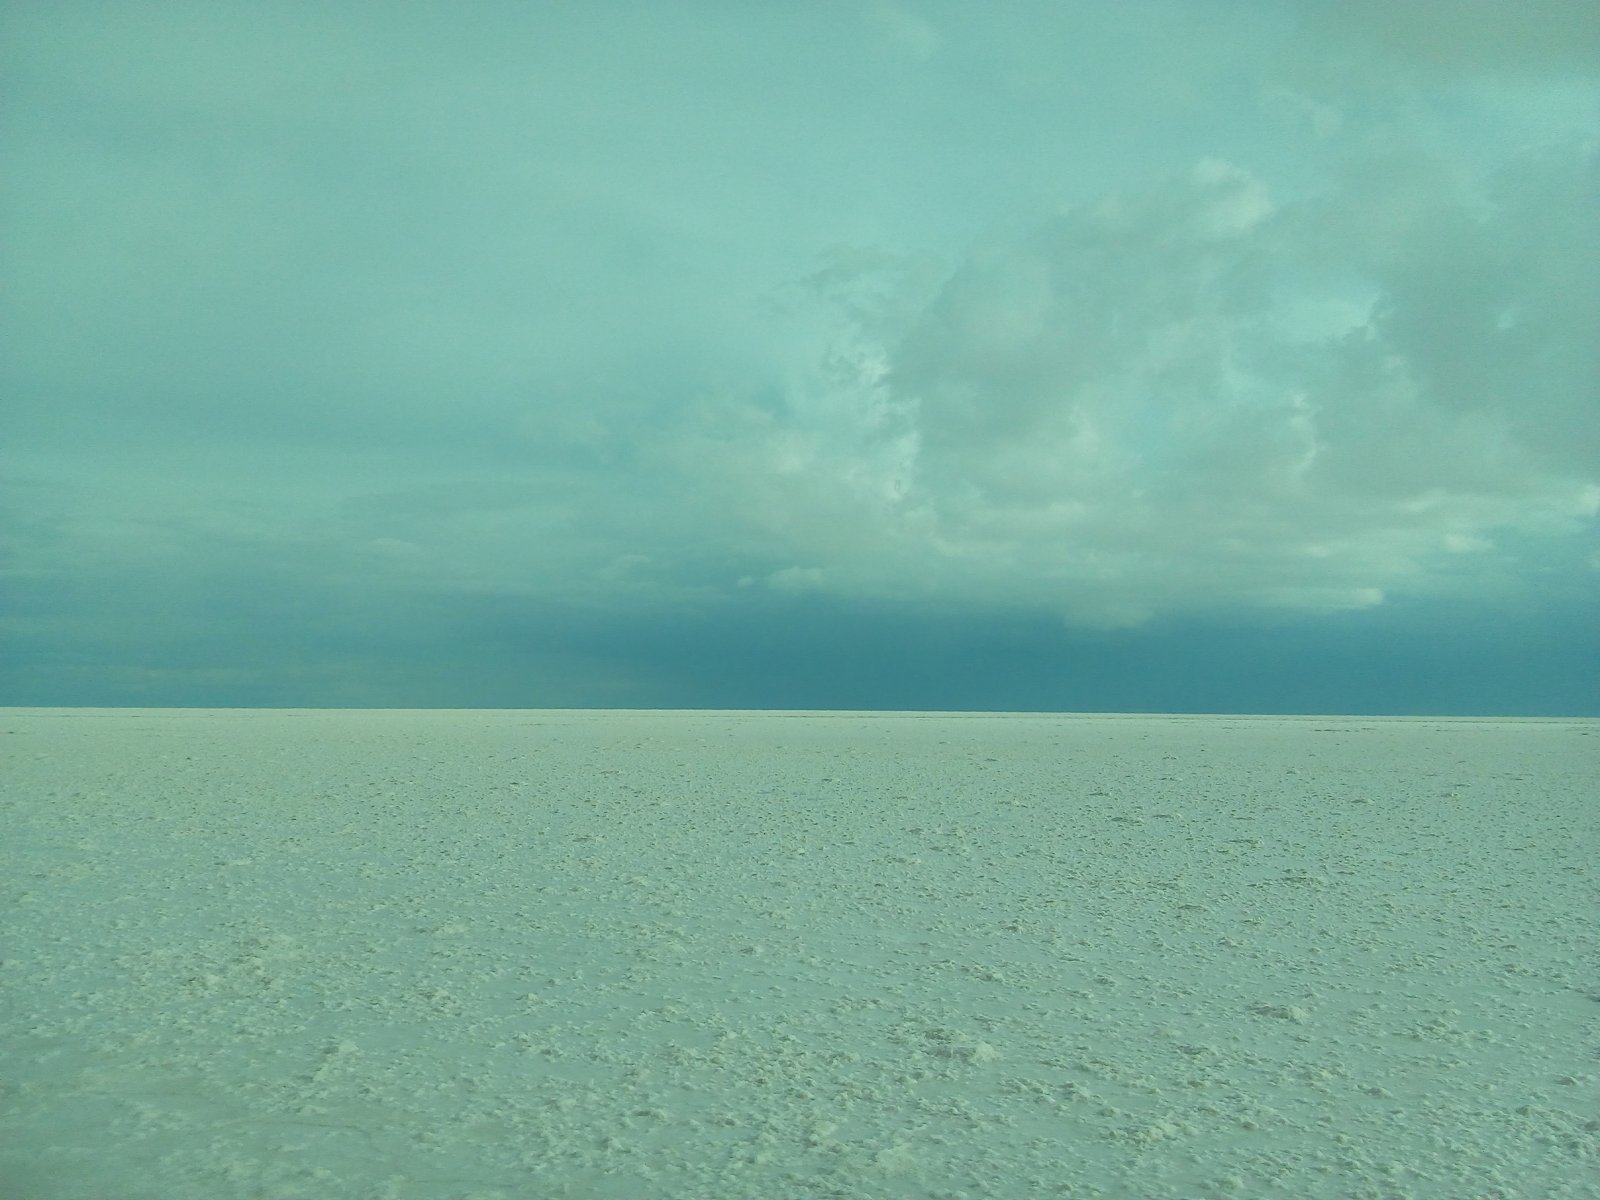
left=693, top=146, right=1597, bottom=627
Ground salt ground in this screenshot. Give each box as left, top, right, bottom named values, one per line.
left=2, top=708, right=1596, bottom=1199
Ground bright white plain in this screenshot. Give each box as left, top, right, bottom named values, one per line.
left=3, top=709, right=1596, bottom=1199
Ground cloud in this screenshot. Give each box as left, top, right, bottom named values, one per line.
left=868, top=1, right=941, bottom=61
left=1300, top=0, right=1600, bottom=80
left=1, top=1, right=1593, bottom=708
left=1266, top=1, right=1599, bottom=174
left=693, top=145, right=1597, bottom=627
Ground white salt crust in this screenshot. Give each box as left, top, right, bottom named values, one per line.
left=2, top=709, right=1596, bottom=1199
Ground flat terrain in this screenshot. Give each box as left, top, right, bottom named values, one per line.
left=2, top=709, right=1596, bottom=1199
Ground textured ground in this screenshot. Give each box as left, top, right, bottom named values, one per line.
left=3, top=709, right=1596, bottom=1199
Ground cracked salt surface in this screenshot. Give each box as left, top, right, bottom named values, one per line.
left=2, top=709, right=1597, bottom=1199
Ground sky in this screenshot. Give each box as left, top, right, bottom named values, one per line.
left=2, top=1, right=1597, bottom=714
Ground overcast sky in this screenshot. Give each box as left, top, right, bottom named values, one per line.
left=3, top=1, right=1597, bottom=712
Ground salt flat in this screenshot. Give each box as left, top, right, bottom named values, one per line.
left=2, top=709, right=1596, bottom=1199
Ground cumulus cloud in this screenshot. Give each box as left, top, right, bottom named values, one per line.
left=701, top=145, right=1597, bottom=627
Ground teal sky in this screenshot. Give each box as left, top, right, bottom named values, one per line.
left=3, top=2, right=1597, bottom=712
